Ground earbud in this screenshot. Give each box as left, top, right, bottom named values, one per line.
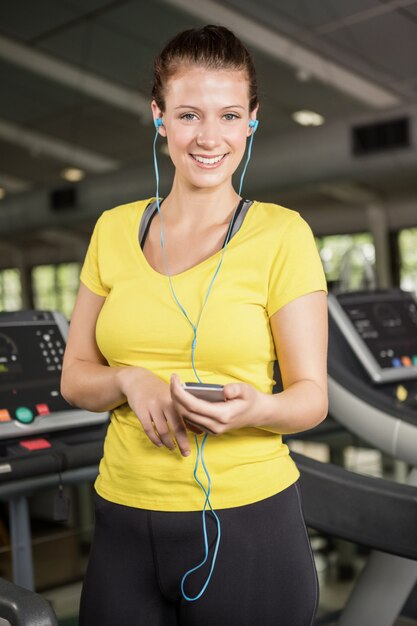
left=154, top=118, right=164, bottom=129
left=249, top=119, right=259, bottom=132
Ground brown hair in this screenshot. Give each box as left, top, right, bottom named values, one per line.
left=152, top=25, right=258, bottom=113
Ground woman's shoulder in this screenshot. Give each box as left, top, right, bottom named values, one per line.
left=251, top=200, right=302, bottom=229
left=98, top=197, right=154, bottom=226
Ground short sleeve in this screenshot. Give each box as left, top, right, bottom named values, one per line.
left=267, top=214, right=327, bottom=317
left=79, top=214, right=110, bottom=297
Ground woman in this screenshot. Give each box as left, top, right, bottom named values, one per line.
left=62, top=25, right=328, bottom=626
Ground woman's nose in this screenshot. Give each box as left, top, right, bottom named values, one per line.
left=196, top=120, right=222, bottom=148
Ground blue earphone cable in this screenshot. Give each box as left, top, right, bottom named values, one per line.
left=152, top=117, right=257, bottom=601
left=181, top=433, right=222, bottom=601
left=238, top=119, right=258, bottom=196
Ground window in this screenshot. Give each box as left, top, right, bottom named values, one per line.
left=398, top=228, right=417, bottom=293
left=0, top=269, right=22, bottom=312
left=32, top=263, right=81, bottom=319
left=316, top=233, right=375, bottom=291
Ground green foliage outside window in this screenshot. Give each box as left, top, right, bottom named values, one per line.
left=32, top=263, right=81, bottom=319
left=0, top=269, right=22, bottom=312
left=399, top=228, right=417, bottom=294
left=316, top=233, right=375, bottom=291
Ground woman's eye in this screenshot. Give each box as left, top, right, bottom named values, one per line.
left=181, top=113, right=198, bottom=121
left=223, top=113, right=239, bottom=121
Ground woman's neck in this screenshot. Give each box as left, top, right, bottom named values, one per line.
left=161, top=178, right=241, bottom=227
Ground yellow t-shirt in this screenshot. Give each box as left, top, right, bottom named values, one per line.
left=80, top=198, right=327, bottom=511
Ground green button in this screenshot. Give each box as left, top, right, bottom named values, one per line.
left=15, top=407, right=34, bottom=424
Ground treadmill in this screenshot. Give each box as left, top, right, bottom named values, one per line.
left=326, top=288, right=417, bottom=625
left=0, top=309, right=108, bottom=441
left=0, top=310, right=109, bottom=590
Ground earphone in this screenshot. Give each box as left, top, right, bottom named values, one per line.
left=152, top=113, right=258, bottom=601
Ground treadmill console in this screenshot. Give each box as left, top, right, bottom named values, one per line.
left=328, top=289, right=417, bottom=384
left=0, top=310, right=108, bottom=439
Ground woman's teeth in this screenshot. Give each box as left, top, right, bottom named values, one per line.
left=192, top=154, right=225, bottom=165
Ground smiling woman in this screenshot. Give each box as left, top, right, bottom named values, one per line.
left=61, top=24, right=328, bottom=626
left=151, top=68, right=255, bottom=196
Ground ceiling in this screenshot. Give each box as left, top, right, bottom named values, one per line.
left=0, top=0, right=417, bottom=238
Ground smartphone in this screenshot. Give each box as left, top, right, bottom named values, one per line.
left=183, top=382, right=224, bottom=402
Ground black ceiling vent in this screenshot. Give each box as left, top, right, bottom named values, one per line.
left=49, top=186, right=77, bottom=211
left=352, top=117, right=410, bottom=156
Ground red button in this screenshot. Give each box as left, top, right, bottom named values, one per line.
left=36, top=403, right=50, bottom=416
left=19, top=438, right=51, bottom=451
left=0, top=409, right=11, bottom=422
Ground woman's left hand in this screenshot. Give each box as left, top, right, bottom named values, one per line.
left=170, top=374, right=271, bottom=435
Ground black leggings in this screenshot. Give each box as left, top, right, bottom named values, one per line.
left=79, top=483, right=318, bottom=626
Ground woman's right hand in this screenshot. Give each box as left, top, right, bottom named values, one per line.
left=116, top=367, right=191, bottom=457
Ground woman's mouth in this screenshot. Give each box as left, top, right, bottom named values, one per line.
left=190, top=154, right=228, bottom=168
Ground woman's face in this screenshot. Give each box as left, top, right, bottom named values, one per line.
left=152, top=67, right=258, bottom=193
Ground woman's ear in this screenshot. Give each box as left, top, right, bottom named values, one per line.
left=151, top=100, right=166, bottom=137
left=248, top=104, right=259, bottom=136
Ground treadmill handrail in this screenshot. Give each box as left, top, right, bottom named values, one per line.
left=293, top=452, right=417, bottom=560
left=0, top=577, right=58, bottom=626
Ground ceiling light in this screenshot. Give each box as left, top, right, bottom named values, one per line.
left=61, top=167, right=86, bottom=182
left=0, top=187, right=5, bottom=199
left=292, top=110, right=325, bottom=127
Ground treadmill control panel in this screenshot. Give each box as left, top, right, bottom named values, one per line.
left=0, top=310, right=107, bottom=438
left=328, top=289, right=417, bottom=383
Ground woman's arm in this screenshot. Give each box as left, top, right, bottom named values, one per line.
left=169, top=290, right=328, bottom=436
left=61, top=283, right=126, bottom=412
left=61, top=283, right=191, bottom=455
left=259, top=289, right=328, bottom=434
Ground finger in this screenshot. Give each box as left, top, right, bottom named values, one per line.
left=150, top=412, right=176, bottom=450
left=170, top=378, right=230, bottom=434
left=223, top=383, right=245, bottom=401
left=137, top=412, right=164, bottom=448
left=172, top=389, right=232, bottom=432
left=170, top=375, right=225, bottom=417
left=169, top=388, right=203, bottom=435
left=164, top=409, right=191, bottom=457
left=181, top=398, right=247, bottom=435
left=183, top=415, right=217, bottom=436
